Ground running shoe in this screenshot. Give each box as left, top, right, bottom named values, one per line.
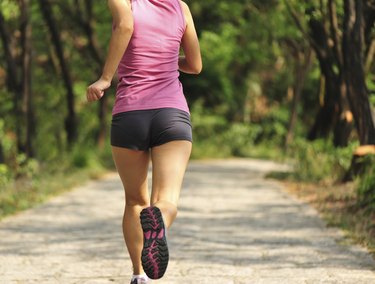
left=140, top=206, right=169, bottom=279
left=130, top=275, right=151, bottom=284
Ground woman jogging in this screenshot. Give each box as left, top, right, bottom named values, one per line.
left=86, top=0, right=201, bottom=283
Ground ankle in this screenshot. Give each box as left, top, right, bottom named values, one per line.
left=132, top=268, right=145, bottom=275
left=151, top=201, right=177, bottom=228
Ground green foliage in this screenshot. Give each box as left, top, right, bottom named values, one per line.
left=0, top=161, right=107, bottom=219
left=287, top=139, right=356, bottom=183
left=190, top=101, right=282, bottom=159
left=14, top=154, right=40, bottom=179
left=182, top=0, right=301, bottom=121
left=256, top=106, right=290, bottom=145
left=190, top=101, right=231, bottom=158
left=198, top=26, right=238, bottom=107
left=0, top=0, right=19, bottom=20
left=70, top=144, right=103, bottom=169
left=356, top=155, right=375, bottom=211
left=0, top=164, right=11, bottom=189
left=222, top=123, right=262, bottom=157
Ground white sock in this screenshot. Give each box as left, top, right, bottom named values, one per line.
left=131, top=274, right=148, bottom=281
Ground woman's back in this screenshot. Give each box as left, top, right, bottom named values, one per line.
left=113, top=0, right=189, bottom=115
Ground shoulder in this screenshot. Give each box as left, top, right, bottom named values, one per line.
left=108, top=0, right=131, bottom=9
left=179, top=1, right=192, bottom=23
left=179, top=1, right=190, bottom=13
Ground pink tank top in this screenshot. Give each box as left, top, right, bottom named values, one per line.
left=112, top=0, right=189, bottom=115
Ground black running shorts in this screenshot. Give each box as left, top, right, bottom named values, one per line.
left=111, top=108, right=192, bottom=150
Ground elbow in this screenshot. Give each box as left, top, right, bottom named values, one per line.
left=194, top=65, right=202, bottom=74
left=191, top=63, right=202, bottom=74
left=115, top=21, right=134, bottom=34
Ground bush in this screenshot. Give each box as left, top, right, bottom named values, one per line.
left=255, top=106, right=289, bottom=145
left=288, top=138, right=356, bottom=183
left=15, top=154, right=40, bottom=178
left=189, top=101, right=289, bottom=159
left=222, top=123, right=262, bottom=157
left=70, top=144, right=103, bottom=169
left=356, top=155, right=375, bottom=211
left=0, top=164, right=11, bottom=189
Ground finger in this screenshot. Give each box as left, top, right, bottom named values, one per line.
left=87, top=94, right=92, bottom=102
left=87, top=87, right=98, bottom=101
left=87, top=86, right=95, bottom=102
left=88, top=91, right=97, bottom=102
left=86, top=89, right=93, bottom=102
left=94, top=90, right=102, bottom=100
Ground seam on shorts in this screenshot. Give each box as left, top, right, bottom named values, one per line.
left=110, top=142, right=148, bottom=151
left=151, top=136, right=193, bottom=148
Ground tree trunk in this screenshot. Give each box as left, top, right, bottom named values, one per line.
left=289, top=3, right=352, bottom=146
left=333, top=110, right=353, bottom=147
left=39, top=0, right=77, bottom=146
left=0, top=143, right=4, bottom=164
left=307, top=65, right=338, bottom=140
left=82, top=0, right=104, bottom=66
left=306, top=15, right=341, bottom=141
left=285, top=45, right=313, bottom=146
left=0, top=9, right=26, bottom=153
left=327, top=0, right=353, bottom=147
left=342, top=0, right=375, bottom=181
left=20, top=0, right=35, bottom=158
left=307, top=19, right=354, bottom=146
left=343, top=0, right=375, bottom=145
left=67, top=0, right=108, bottom=148
left=0, top=13, right=19, bottom=93
left=364, top=0, right=375, bottom=52
left=81, top=0, right=108, bottom=149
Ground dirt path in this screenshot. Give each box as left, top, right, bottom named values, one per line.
left=0, top=159, right=374, bottom=283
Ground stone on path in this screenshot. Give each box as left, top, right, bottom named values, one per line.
left=0, top=159, right=374, bottom=283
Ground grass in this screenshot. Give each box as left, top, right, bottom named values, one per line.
left=279, top=180, right=375, bottom=258
left=0, top=165, right=110, bottom=220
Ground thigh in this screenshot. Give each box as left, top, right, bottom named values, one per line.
left=112, top=146, right=150, bottom=205
left=150, top=141, right=192, bottom=206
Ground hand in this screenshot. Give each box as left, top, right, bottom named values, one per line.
left=86, top=78, right=111, bottom=102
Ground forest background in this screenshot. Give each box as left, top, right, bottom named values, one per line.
left=0, top=0, right=374, bottom=253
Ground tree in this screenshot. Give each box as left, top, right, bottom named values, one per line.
left=282, top=39, right=313, bottom=146
left=285, top=0, right=374, bottom=147
left=39, top=0, right=77, bottom=146
left=59, top=0, right=108, bottom=148
left=20, top=0, right=35, bottom=157
left=343, top=0, right=375, bottom=145
left=0, top=0, right=35, bottom=157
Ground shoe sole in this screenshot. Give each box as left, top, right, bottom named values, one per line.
left=140, top=206, right=169, bottom=280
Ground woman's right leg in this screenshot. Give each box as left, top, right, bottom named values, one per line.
left=112, top=146, right=150, bottom=275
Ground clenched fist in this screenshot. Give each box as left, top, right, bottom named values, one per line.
left=86, top=78, right=111, bottom=102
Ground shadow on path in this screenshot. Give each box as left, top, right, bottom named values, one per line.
left=0, top=159, right=374, bottom=283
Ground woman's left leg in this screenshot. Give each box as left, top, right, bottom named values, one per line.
left=150, top=140, right=192, bottom=227
left=139, top=140, right=191, bottom=279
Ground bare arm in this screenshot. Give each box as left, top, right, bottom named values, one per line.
left=179, top=1, right=202, bottom=74
left=86, top=0, right=133, bottom=102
